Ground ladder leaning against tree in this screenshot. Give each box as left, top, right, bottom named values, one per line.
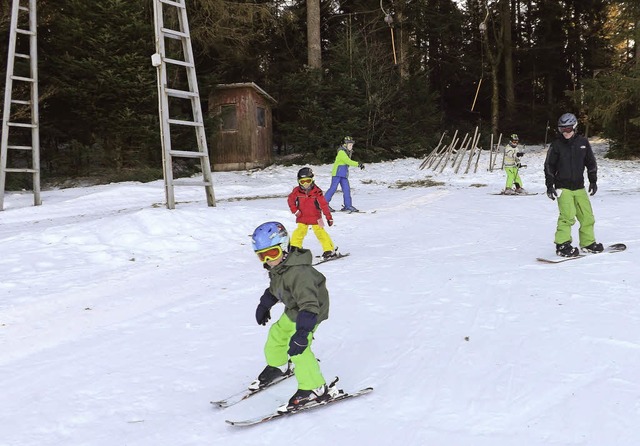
left=0, top=0, right=41, bottom=211
left=151, top=0, right=216, bottom=209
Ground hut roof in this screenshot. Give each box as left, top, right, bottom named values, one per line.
left=215, top=82, right=277, bottom=105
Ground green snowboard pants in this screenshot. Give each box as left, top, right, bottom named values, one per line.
left=264, top=313, right=326, bottom=390
left=554, top=188, right=596, bottom=247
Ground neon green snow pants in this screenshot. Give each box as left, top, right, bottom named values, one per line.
left=554, top=188, right=596, bottom=247
left=290, top=223, right=335, bottom=252
left=504, top=167, right=522, bottom=189
left=264, top=313, right=326, bottom=390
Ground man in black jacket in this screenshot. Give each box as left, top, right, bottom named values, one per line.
left=544, top=113, right=604, bottom=257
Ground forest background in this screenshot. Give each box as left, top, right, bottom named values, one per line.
left=1, top=0, right=640, bottom=189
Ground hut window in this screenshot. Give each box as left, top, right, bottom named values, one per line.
left=221, top=104, right=237, bottom=131
left=257, top=106, right=266, bottom=127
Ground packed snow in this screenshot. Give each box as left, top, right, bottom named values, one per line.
left=1, top=140, right=639, bottom=446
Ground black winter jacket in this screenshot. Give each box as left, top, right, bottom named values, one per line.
left=544, top=133, right=597, bottom=191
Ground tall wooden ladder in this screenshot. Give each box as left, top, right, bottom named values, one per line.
left=0, top=0, right=41, bottom=211
left=152, top=0, right=216, bottom=209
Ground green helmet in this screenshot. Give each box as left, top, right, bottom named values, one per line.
left=343, top=136, right=355, bottom=144
left=509, top=133, right=519, bottom=147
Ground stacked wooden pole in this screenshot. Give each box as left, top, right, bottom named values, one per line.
left=418, top=128, right=505, bottom=175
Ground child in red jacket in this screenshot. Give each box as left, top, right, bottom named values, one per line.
left=287, top=167, right=336, bottom=259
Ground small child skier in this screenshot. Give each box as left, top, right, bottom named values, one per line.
left=324, top=136, right=365, bottom=212
left=503, top=133, right=526, bottom=194
left=287, top=167, right=336, bottom=260
left=250, top=221, right=340, bottom=412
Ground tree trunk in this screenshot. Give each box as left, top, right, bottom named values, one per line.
left=307, top=0, right=321, bottom=69
left=481, top=1, right=505, bottom=138
left=491, top=64, right=500, bottom=138
left=503, top=0, right=515, bottom=119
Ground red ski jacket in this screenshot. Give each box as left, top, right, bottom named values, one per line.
left=287, top=184, right=333, bottom=225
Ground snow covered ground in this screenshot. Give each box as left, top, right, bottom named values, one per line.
left=1, top=140, right=639, bottom=446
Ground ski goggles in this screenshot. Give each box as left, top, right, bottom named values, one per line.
left=255, top=245, right=283, bottom=263
left=559, top=126, right=575, bottom=133
left=298, top=177, right=313, bottom=186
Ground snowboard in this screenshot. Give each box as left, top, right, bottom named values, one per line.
left=536, top=243, right=627, bottom=263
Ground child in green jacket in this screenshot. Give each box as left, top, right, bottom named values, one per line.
left=324, top=136, right=365, bottom=212
left=249, top=221, right=340, bottom=412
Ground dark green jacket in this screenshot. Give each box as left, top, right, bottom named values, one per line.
left=544, top=133, right=597, bottom=191
left=268, top=248, right=330, bottom=324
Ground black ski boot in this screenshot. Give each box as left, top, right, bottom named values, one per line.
left=582, top=242, right=604, bottom=253
left=248, top=365, right=284, bottom=391
left=322, top=250, right=337, bottom=260
left=281, top=385, right=330, bottom=412
left=556, top=241, right=579, bottom=257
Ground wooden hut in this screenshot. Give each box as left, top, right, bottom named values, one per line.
left=208, top=82, right=277, bottom=171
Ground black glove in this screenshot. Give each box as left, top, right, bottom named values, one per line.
left=516, top=152, right=524, bottom=157
left=255, top=289, right=278, bottom=326
left=546, top=186, right=558, bottom=201
left=358, top=163, right=365, bottom=170
left=589, top=183, right=597, bottom=196
left=327, top=219, right=333, bottom=227
left=288, top=310, right=317, bottom=356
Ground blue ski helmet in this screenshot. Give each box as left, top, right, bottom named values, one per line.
left=558, top=113, right=578, bottom=131
left=251, top=222, right=289, bottom=252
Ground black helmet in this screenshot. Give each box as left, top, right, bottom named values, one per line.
left=297, top=167, right=314, bottom=180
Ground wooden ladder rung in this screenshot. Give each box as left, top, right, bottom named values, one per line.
left=7, top=122, right=37, bottom=128
left=7, top=145, right=34, bottom=150
left=163, top=57, right=194, bottom=68
left=162, top=28, right=188, bottom=39
left=11, top=75, right=35, bottom=83
left=5, top=167, right=38, bottom=173
left=168, top=118, right=202, bottom=127
left=172, top=180, right=213, bottom=187
left=159, top=0, right=185, bottom=8
left=169, top=150, right=208, bottom=158
left=16, top=28, right=36, bottom=36
left=167, top=88, right=198, bottom=99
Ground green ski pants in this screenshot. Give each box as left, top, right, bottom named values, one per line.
left=264, top=313, right=326, bottom=390
left=504, top=167, right=522, bottom=189
left=554, top=188, right=596, bottom=247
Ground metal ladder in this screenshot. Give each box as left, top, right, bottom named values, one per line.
left=0, top=0, right=41, bottom=211
left=152, top=0, right=216, bottom=209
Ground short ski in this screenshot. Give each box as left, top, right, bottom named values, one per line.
left=211, top=368, right=294, bottom=409
left=536, top=243, right=626, bottom=264
left=225, top=384, right=373, bottom=427
left=491, top=192, right=539, bottom=196
left=313, top=252, right=350, bottom=266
